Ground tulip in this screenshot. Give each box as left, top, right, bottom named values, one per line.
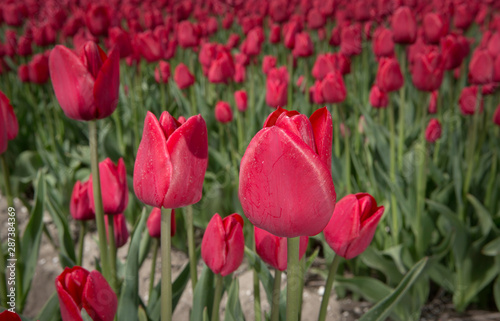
left=241, top=27, right=263, bottom=57
left=28, top=53, right=50, bottom=84
left=312, top=53, right=336, bottom=80
left=262, top=56, right=277, bottom=75
left=239, top=107, right=336, bottom=237
left=177, top=21, right=199, bottom=48
left=329, top=25, right=341, bottom=47
left=454, top=2, right=476, bottom=30
left=17, top=35, right=32, bottom=56
left=440, top=34, right=465, bottom=70
left=321, top=71, right=347, bottom=104
left=376, top=57, right=403, bottom=93
left=459, top=86, right=484, bottom=115
left=283, top=21, right=300, bottom=49
left=226, top=33, right=240, bottom=49
left=0, top=91, right=18, bottom=155
left=270, top=0, right=290, bottom=23
left=88, top=158, right=128, bottom=215
left=215, top=101, right=233, bottom=123
left=487, top=33, right=500, bottom=58
left=372, top=27, right=394, bottom=58
left=266, top=67, right=289, bottom=108
left=369, top=85, right=388, bottom=109
left=494, top=56, right=500, bottom=83
left=254, top=226, right=308, bottom=271
left=174, top=63, right=195, bottom=89
left=292, top=32, right=314, bottom=58
left=234, top=64, right=246, bottom=83
left=49, top=42, right=120, bottom=121
left=222, top=14, right=233, bottom=29
left=493, top=105, right=500, bottom=126
left=147, top=208, right=176, bottom=238
left=323, top=193, right=384, bottom=259
left=0, top=311, right=21, bottom=320
left=411, top=48, right=444, bottom=92
left=56, top=266, right=117, bottom=321
left=107, top=27, right=133, bottom=58
left=85, top=4, right=111, bottom=37
left=423, top=13, right=449, bottom=44
left=234, top=90, right=248, bottom=112
left=391, top=6, right=417, bottom=44
left=105, top=214, right=129, bottom=248
left=18, top=65, right=30, bottom=82
left=201, top=213, right=244, bottom=276
left=310, top=80, right=325, bottom=105
left=154, top=61, right=171, bottom=84
left=134, top=31, right=161, bottom=62
left=133, top=111, right=208, bottom=209
left=468, top=49, right=493, bottom=85
left=70, top=180, right=95, bottom=221
left=340, top=24, right=362, bottom=56
left=428, top=91, right=438, bottom=114
left=208, top=50, right=235, bottom=84
left=307, top=8, right=325, bottom=29
left=199, top=43, right=218, bottom=71
left=269, top=24, right=281, bottom=44
left=425, top=119, right=442, bottom=143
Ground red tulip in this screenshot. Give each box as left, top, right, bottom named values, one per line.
left=269, top=24, right=281, bottom=44
left=372, top=27, right=394, bottom=58
left=56, top=266, right=117, bottom=321
left=494, top=55, right=500, bottom=83
left=425, top=119, right=442, bottom=143
left=85, top=4, right=111, bottom=37
left=493, top=105, right=500, bottom=126
left=307, top=8, right=325, bottom=29
left=155, top=61, right=171, bottom=84
left=468, top=49, right=493, bottom=85
left=133, top=112, right=208, bottom=209
left=49, top=42, right=119, bottom=121
left=487, top=32, right=500, bottom=58
left=0, top=91, right=18, bottom=155
left=376, top=57, right=403, bottom=93
left=239, top=107, right=336, bottom=237
left=391, top=6, right=417, bottom=44
left=28, top=53, right=50, bottom=84
left=33, top=24, right=57, bottom=47
left=293, top=32, right=314, bottom=58
left=208, top=49, right=235, bottom=84
left=18, top=65, right=29, bottom=82
left=0, top=311, right=21, bottom=321
left=147, top=208, right=176, bottom=238
left=17, top=35, right=32, bottom=56
left=323, top=193, right=384, bottom=259
left=105, top=214, right=129, bottom=248
left=440, top=34, right=465, bottom=70
left=107, top=27, right=133, bottom=58
left=215, top=101, right=233, bottom=123
left=134, top=31, right=161, bottom=62
left=459, top=86, right=484, bottom=115
left=270, top=0, right=290, bottom=23
left=321, top=71, right=347, bottom=104
left=428, top=91, right=438, bottom=114
left=174, top=63, right=195, bottom=89
left=454, top=2, right=476, bottom=30
left=369, top=85, right=388, bottom=109
left=177, top=21, right=199, bottom=48
left=266, top=67, right=289, bottom=108
left=70, top=180, right=95, bottom=221
left=262, top=56, right=277, bottom=76
left=423, top=13, right=449, bottom=44
left=201, top=213, right=244, bottom=276
left=312, top=53, right=335, bottom=80
left=226, top=34, right=240, bottom=49
left=222, top=14, right=233, bottom=30
left=411, top=47, right=444, bottom=92
left=283, top=21, right=301, bottom=49
left=234, top=63, right=246, bottom=83
left=241, top=27, right=263, bottom=57
left=234, top=90, right=248, bottom=112
left=310, top=80, right=325, bottom=105
left=329, top=25, right=341, bottom=47
left=340, top=24, right=362, bottom=57
left=88, top=158, right=128, bottom=215
left=255, top=226, right=308, bottom=271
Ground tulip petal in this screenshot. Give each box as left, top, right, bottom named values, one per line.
left=94, top=46, right=120, bottom=119
left=0, top=91, right=18, bottom=140
left=239, top=126, right=336, bottom=237
left=133, top=112, right=172, bottom=208
left=82, top=271, right=117, bottom=321
left=276, top=236, right=288, bottom=271
left=343, top=206, right=384, bottom=259
left=309, top=107, right=333, bottom=172
left=56, top=281, right=84, bottom=321
left=0, top=100, right=7, bottom=154
left=201, top=214, right=227, bottom=274
left=255, top=227, right=282, bottom=271
left=49, top=45, right=97, bottom=120
left=220, top=220, right=244, bottom=276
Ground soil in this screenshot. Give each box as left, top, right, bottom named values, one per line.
left=1, top=195, right=499, bottom=321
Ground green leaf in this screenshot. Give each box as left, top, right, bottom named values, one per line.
left=482, top=237, right=500, bottom=256
left=467, top=194, right=496, bottom=235
left=138, top=306, right=148, bottom=321
left=494, top=275, right=500, bottom=311
left=335, top=276, right=392, bottom=303
left=224, top=278, right=245, bottom=321
left=427, top=263, right=455, bottom=293
left=117, top=207, right=147, bottom=321
left=360, top=247, right=403, bottom=285
left=191, top=265, right=215, bottom=321
left=244, top=246, right=274, bottom=306
left=35, top=292, right=59, bottom=321
left=358, top=257, right=429, bottom=321
left=13, top=151, right=43, bottom=183
left=46, top=193, right=76, bottom=267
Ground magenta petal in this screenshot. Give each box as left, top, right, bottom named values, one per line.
left=275, top=113, right=317, bottom=152
left=133, top=112, right=172, bottom=208
left=201, top=214, right=227, bottom=274
left=343, top=206, right=384, bottom=259
left=82, top=271, right=117, bottom=321
left=0, top=91, right=18, bottom=140
left=49, top=45, right=96, bottom=120
left=255, top=226, right=281, bottom=271
left=220, top=220, right=244, bottom=276
left=162, top=115, right=208, bottom=208
left=239, top=126, right=336, bottom=237
left=94, top=46, right=120, bottom=119
left=276, top=236, right=287, bottom=271
left=56, top=281, right=84, bottom=321
left=309, top=107, right=333, bottom=173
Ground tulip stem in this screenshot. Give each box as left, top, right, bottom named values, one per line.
left=332, top=105, right=341, bottom=158
left=415, top=116, right=428, bottom=257
left=148, top=238, right=159, bottom=301
left=286, top=237, right=300, bottom=321
left=0, top=231, right=7, bottom=307
left=107, top=215, right=118, bottom=293
left=252, top=227, right=262, bottom=321
left=1, top=154, right=13, bottom=207
left=212, top=273, right=223, bottom=321
left=89, top=121, right=111, bottom=283
left=190, top=85, right=197, bottom=116
left=112, top=109, right=125, bottom=156
left=161, top=207, right=173, bottom=321
left=397, top=53, right=406, bottom=171
left=185, top=205, right=198, bottom=290
left=318, top=255, right=342, bottom=321
left=388, top=99, right=399, bottom=244
left=340, top=110, right=352, bottom=194
left=485, top=128, right=498, bottom=209
left=271, top=269, right=282, bottom=321
left=288, top=55, right=293, bottom=109
left=77, top=221, right=87, bottom=266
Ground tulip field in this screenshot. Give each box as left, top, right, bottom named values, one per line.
left=2, top=0, right=500, bottom=320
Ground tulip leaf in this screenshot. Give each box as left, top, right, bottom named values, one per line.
left=34, top=291, right=59, bottom=321
left=138, top=305, right=148, bottom=321
left=81, top=309, right=93, bottom=321
left=13, top=151, right=43, bottom=184
left=494, top=276, right=500, bottom=311
left=466, top=194, right=496, bottom=235
left=191, top=265, right=215, bottom=321
left=46, top=193, right=76, bottom=267
left=358, top=257, right=429, bottom=321
left=117, top=207, right=147, bottom=321
left=138, top=231, right=152, bottom=267
left=427, top=263, right=455, bottom=293
left=360, top=247, right=403, bottom=285
left=244, top=246, right=274, bottom=306
left=482, top=237, right=500, bottom=256
left=335, top=276, right=393, bottom=303
left=224, top=278, right=245, bottom=321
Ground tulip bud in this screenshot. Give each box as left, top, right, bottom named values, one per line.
left=270, top=24, right=281, bottom=44
left=241, top=27, right=264, bottom=57
left=321, top=71, right=347, bottom=104
left=177, top=21, right=199, bottom=48
left=70, top=180, right=95, bottom=221
left=425, top=119, right=442, bottom=143
left=174, top=63, right=195, bottom=89
left=215, top=101, right=233, bottom=123
left=105, top=213, right=129, bottom=248
left=495, top=55, right=500, bottom=83
left=262, top=56, right=277, bottom=75
left=107, top=27, right=133, bottom=58
left=372, top=27, right=394, bottom=58
left=423, top=13, right=449, bottom=44
left=293, top=32, right=314, bottom=58
left=266, top=67, right=289, bottom=108
left=0, top=91, right=18, bottom=155
left=309, top=80, right=324, bottom=105
left=329, top=25, right=341, bottom=47
left=369, top=85, right=388, bottom=109
left=459, top=86, right=484, bottom=115
left=147, top=208, right=176, bottom=238
left=208, top=50, right=235, bottom=84
left=468, top=49, right=493, bottom=85
left=411, top=47, right=444, bottom=92
left=226, top=33, right=240, bottom=49
left=376, top=57, right=403, bottom=92
left=28, top=53, right=50, bottom=84
left=155, top=61, right=171, bottom=84
left=17, top=35, right=32, bottom=56
left=18, top=65, right=30, bottom=83
left=428, top=91, right=438, bottom=114
left=307, top=8, right=325, bottom=29
left=340, top=24, right=362, bottom=57
left=323, top=193, right=384, bottom=259
left=391, top=7, right=417, bottom=44
left=201, top=213, right=244, bottom=276
left=312, top=53, right=335, bottom=80
left=440, top=34, right=464, bottom=70
left=234, top=64, right=246, bottom=83
left=234, top=90, right=248, bottom=112
left=0, top=310, right=21, bottom=320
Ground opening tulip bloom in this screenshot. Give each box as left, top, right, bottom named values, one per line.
left=215, top=101, right=233, bottom=123
left=0, top=91, right=18, bottom=155
left=425, top=119, right=442, bottom=143
left=239, top=107, right=336, bottom=238
left=201, top=213, right=244, bottom=276
left=133, top=111, right=208, bottom=209
left=49, top=41, right=120, bottom=121
left=323, top=193, right=384, bottom=259
left=56, top=266, right=117, bottom=321
left=70, top=180, right=95, bottom=221
left=266, top=66, right=289, bottom=108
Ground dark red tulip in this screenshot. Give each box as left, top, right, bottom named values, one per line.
left=269, top=24, right=281, bottom=44
left=234, top=90, right=248, bottom=112
left=2, top=3, right=25, bottom=27
left=215, top=101, right=233, bottom=123
left=107, top=27, right=133, bottom=58
left=293, top=32, right=314, bottom=58
left=255, top=226, right=308, bottom=271
left=266, top=67, right=289, bottom=108
left=459, top=86, right=484, bottom=115
left=147, top=208, right=176, bottom=238
left=262, top=56, right=277, bottom=75
left=33, top=24, right=57, bottom=47
left=88, top=158, right=128, bottom=215
left=177, top=21, right=199, bottom=48
left=307, top=8, right=325, bottom=29
left=369, top=85, right=388, bottom=109
left=428, top=91, right=438, bottom=114
left=354, top=1, right=371, bottom=22
left=0, top=311, right=21, bottom=321
left=239, top=107, right=336, bottom=237
left=18, top=65, right=29, bottom=83
left=423, top=13, right=449, bottom=44
left=283, top=21, right=301, bottom=49
left=133, top=112, right=208, bottom=209
left=493, top=105, right=500, bottom=126
left=340, top=24, right=362, bottom=56
left=411, top=47, right=444, bottom=92
left=222, top=14, right=233, bottom=30
left=70, top=180, right=95, bottom=221
left=226, top=33, right=240, bottom=49
left=487, top=32, right=500, bottom=58
left=174, top=63, right=195, bottom=89
left=63, top=14, right=85, bottom=37
left=135, top=31, right=161, bottom=62
left=454, top=2, right=476, bottom=30
left=321, top=71, right=347, bottom=104
left=208, top=49, right=235, bottom=84
left=4, top=30, right=17, bottom=57
left=376, top=57, right=403, bottom=93
left=310, top=80, right=325, bottom=105
left=49, top=42, right=120, bottom=121
left=241, top=27, right=264, bottom=57
left=425, top=119, right=442, bottom=143
left=56, top=266, right=117, bottom=321
left=155, top=61, right=171, bottom=84
left=392, top=7, right=417, bottom=44
left=372, top=27, right=394, bottom=58
left=201, top=213, right=244, bottom=276
left=0, top=91, right=18, bottom=155
left=269, top=0, right=290, bottom=23
left=329, top=25, right=341, bottom=47
left=28, top=53, right=50, bottom=84
left=440, top=34, right=465, bottom=70
left=323, top=193, right=384, bottom=259
left=234, top=63, right=246, bottom=83
left=105, top=214, right=129, bottom=248
left=199, top=42, right=218, bottom=70
left=312, top=53, right=335, bottom=80
left=468, top=49, right=493, bottom=85
left=85, top=4, right=111, bottom=37
left=17, top=35, right=32, bottom=56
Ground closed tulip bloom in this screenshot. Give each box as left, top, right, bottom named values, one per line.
left=174, top=63, right=195, bottom=89
left=208, top=50, right=235, bottom=84
left=468, top=49, right=493, bottom=85
left=493, top=105, right=500, bottom=126
left=266, top=67, right=289, bottom=108
left=495, top=56, right=500, bottom=83
left=425, top=119, right=442, bottom=143
left=70, top=180, right=95, bottom=221
left=49, top=42, right=119, bottom=121
left=239, top=107, right=336, bottom=237
left=340, top=24, right=362, bottom=57
left=329, top=25, right=341, bottom=47
left=459, top=86, right=483, bottom=115
left=428, top=91, right=438, bottom=114
left=107, top=27, right=133, bottom=58
left=135, top=31, right=161, bottom=62
left=369, top=85, right=388, bottom=109
left=147, top=208, right=176, bottom=238
left=323, top=193, right=384, bottom=259
left=241, top=27, right=263, bottom=57
left=283, top=21, right=300, bottom=49
left=18, top=65, right=29, bottom=82
left=255, top=226, right=309, bottom=271
left=310, top=80, right=325, bottom=105
left=133, top=112, right=208, bottom=209
left=0, top=91, right=18, bottom=155
left=234, top=90, right=248, bottom=112
left=28, top=53, right=50, bottom=84
left=392, top=6, right=417, bottom=44
left=177, top=21, right=199, bottom=48
left=105, top=214, right=129, bottom=248
left=487, top=33, right=500, bottom=58
left=312, top=53, right=336, bottom=80
left=234, top=63, right=246, bottom=83
left=17, top=35, right=32, bottom=56
left=440, top=34, right=464, bottom=70
left=0, top=311, right=21, bottom=320
left=215, top=101, right=233, bottom=123
left=321, top=71, right=347, bottom=104
left=270, top=24, right=281, bottom=44
left=372, top=27, right=394, bottom=58
left=376, top=57, right=403, bottom=93
left=454, top=2, right=476, bottom=30
left=201, top=213, right=244, bottom=276
left=56, top=266, right=117, bottom=321
left=293, top=32, right=314, bottom=58
left=423, top=13, right=448, bottom=44
left=85, top=4, right=111, bottom=37
left=411, top=48, right=444, bottom=92
left=155, top=61, right=171, bottom=84
left=262, top=56, right=277, bottom=75
left=307, top=8, right=325, bottom=29
left=88, top=158, right=128, bottom=215
left=226, top=33, right=240, bottom=49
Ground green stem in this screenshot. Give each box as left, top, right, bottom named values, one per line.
left=112, top=110, right=125, bottom=156
left=160, top=83, right=166, bottom=113
left=271, top=269, right=282, bottom=321
left=397, top=51, right=406, bottom=171
left=415, top=113, right=428, bottom=257
left=286, top=237, right=300, bottom=321
left=161, top=208, right=173, bottom=321
left=89, top=121, right=111, bottom=282
left=107, top=215, right=118, bottom=293
left=148, top=238, right=159, bottom=301
left=332, top=105, right=341, bottom=158
left=484, top=128, right=498, bottom=209
left=185, top=205, right=198, bottom=290
left=212, top=273, right=223, bottom=321
left=388, top=99, right=399, bottom=244
left=340, top=109, right=351, bottom=194
left=189, top=85, right=197, bottom=116
left=318, top=255, right=342, bottom=321
left=253, top=227, right=262, bottom=321
left=236, top=110, right=245, bottom=154
left=288, top=55, right=293, bottom=109
left=1, top=155, right=13, bottom=207
left=77, top=221, right=87, bottom=266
